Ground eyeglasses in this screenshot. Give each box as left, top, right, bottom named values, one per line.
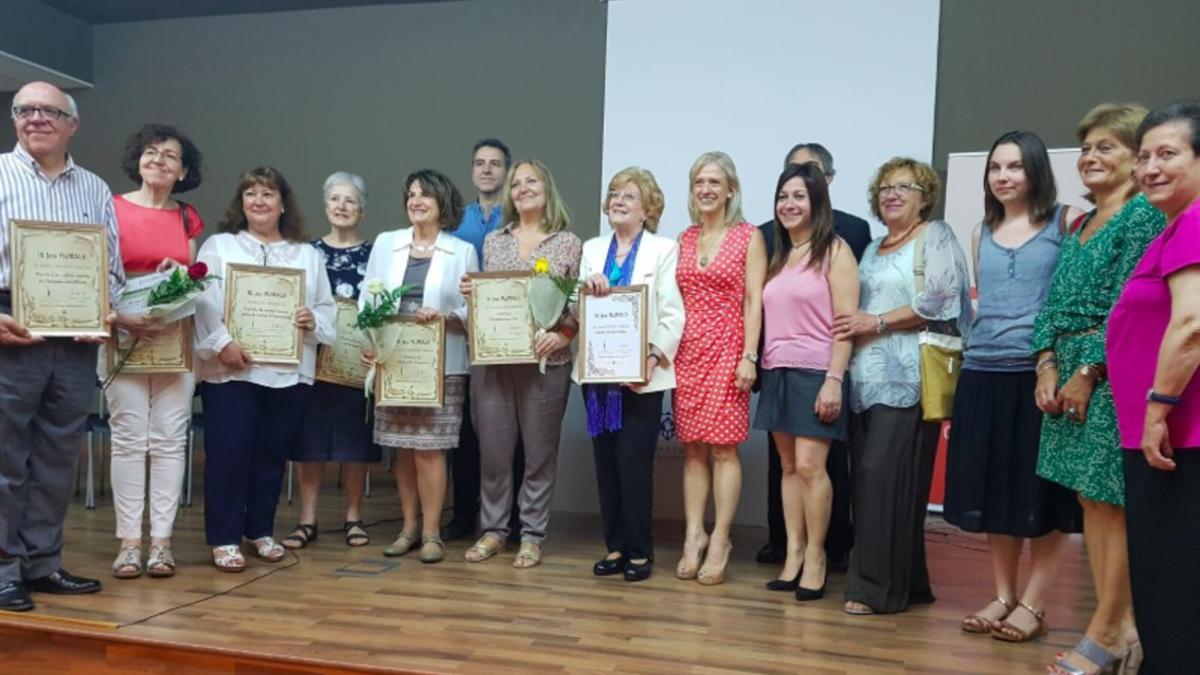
left=878, top=182, right=925, bottom=197
left=608, top=191, right=641, bottom=204
left=142, top=147, right=182, bottom=164
left=12, top=105, right=73, bottom=121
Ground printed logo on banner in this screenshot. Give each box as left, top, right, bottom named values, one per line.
left=655, top=410, right=684, bottom=459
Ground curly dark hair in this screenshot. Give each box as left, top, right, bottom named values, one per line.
left=120, top=123, right=203, bottom=193
left=218, top=166, right=306, bottom=242
left=404, top=169, right=464, bottom=231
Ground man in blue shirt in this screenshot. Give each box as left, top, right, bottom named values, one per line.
left=443, top=138, right=514, bottom=542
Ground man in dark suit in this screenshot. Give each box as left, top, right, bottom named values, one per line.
left=756, top=142, right=871, bottom=571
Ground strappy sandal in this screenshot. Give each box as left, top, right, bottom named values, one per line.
left=991, top=601, right=1047, bottom=642
left=464, top=535, right=504, bottom=563
left=344, top=521, right=369, bottom=548
left=146, top=544, right=177, bottom=578
left=843, top=600, right=876, bottom=615
left=1049, top=637, right=1118, bottom=675
left=419, top=534, right=445, bottom=564
left=383, top=531, right=419, bottom=557
left=962, top=596, right=1013, bottom=634
left=282, top=523, right=317, bottom=550
left=212, top=545, right=246, bottom=573
left=512, top=542, right=542, bottom=569
left=112, top=546, right=143, bottom=579
left=250, top=536, right=285, bottom=562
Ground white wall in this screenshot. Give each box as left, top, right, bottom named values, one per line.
left=550, top=0, right=942, bottom=526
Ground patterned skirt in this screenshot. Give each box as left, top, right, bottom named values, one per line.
left=373, top=376, right=466, bottom=451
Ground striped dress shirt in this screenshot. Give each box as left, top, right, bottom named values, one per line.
left=0, top=143, right=124, bottom=304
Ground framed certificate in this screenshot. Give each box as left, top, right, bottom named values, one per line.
left=224, top=263, right=305, bottom=365
left=578, top=285, right=649, bottom=384
left=466, top=271, right=538, bottom=365
left=108, top=318, right=194, bottom=374
left=315, top=299, right=369, bottom=388
left=9, top=219, right=110, bottom=337
left=376, top=316, right=445, bottom=408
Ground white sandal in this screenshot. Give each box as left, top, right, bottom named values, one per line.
left=112, top=546, right=143, bottom=579
left=212, top=545, right=246, bottom=573
left=250, top=536, right=285, bottom=562
left=147, top=544, right=177, bottom=578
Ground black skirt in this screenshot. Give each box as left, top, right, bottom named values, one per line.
left=753, top=367, right=848, bottom=441
left=943, top=369, right=1081, bottom=537
left=291, top=381, right=381, bottom=463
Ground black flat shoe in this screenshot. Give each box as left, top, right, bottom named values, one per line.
left=0, top=580, right=34, bottom=612
left=593, top=555, right=627, bottom=576
left=755, top=542, right=786, bottom=564
left=765, top=571, right=801, bottom=591
left=26, top=569, right=101, bottom=595
left=795, top=584, right=826, bottom=601
left=624, top=559, right=652, bottom=582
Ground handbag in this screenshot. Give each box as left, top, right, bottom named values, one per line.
left=913, top=228, right=962, bottom=421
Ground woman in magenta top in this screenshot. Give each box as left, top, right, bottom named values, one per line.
left=753, top=163, right=858, bottom=601
left=1108, top=100, right=1200, bottom=675
left=105, top=124, right=204, bottom=581
left=673, top=151, right=766, bottom=586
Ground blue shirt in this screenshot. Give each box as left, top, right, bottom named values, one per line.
left=457, top=201, right=503, bottom=263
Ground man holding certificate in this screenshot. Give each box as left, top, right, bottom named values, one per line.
left=0, top=82, right=141, bottom=611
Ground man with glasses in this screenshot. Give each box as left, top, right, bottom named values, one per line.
left=756, top=142, right=871, bottom=572
left=0, top=82, right=152, bottom=612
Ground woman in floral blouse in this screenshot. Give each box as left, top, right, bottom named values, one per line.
left=832, top=157, right=971, bottom=615
left=284, top=172, right=378, bottom=551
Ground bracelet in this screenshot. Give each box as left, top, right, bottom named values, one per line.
left=648, top=353, right=661, bottom=364
left=1036, top=358, right=1058, bottom=373
left=825, top=372, right=844, bottom=384
left=875, top=314, right=888, bottom=334
left=1147, top=389, right=1182, bottom=406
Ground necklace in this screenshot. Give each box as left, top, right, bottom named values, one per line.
left=411, top=241, right=436, bottom=254
left=881, top=221, right=922, bottom=249
left=697, top=226, right=728, bottom=267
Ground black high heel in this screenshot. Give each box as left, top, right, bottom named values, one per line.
left=765, top=569, right=801, bottom=591
left=795, top=583, right=826, bottom=601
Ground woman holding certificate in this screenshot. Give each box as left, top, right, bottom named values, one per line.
left=361, top=169, right=478, bottom=565
left=460, top=158, right=582, bottom=569
left=105, top=124, right=205, bottom=580
left=284, top=172, right=378, bottom=551
left=576, top=167, right=685, bottom=583
left=753, top=163, right=858, bottom=600
left=672, top=151, right=767, bottom=586
left=194, top=167, right=336, bottom=572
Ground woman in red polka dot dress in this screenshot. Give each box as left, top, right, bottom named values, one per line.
left=673, top=151, right=767, bottom=585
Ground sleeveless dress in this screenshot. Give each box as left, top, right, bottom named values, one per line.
left=673, top=222, right=755, bottom=445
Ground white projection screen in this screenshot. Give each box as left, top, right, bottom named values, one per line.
left=549, top=0, right=942, bottom=526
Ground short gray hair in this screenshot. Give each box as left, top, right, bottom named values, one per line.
left=783, top=142, right=835, bottom=176
left=322, top=171, right=367, bottom=210
left=10, top=89, right=79, bottom=120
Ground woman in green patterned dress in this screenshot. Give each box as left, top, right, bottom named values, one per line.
left=1031, top=103, right=1166, bottom=675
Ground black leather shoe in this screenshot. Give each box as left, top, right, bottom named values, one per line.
left=440, top=520, right=476, bottom=542
left=623, top=559, right=652, bottom=582
left=0, top=581, right=34, bottom=612
left=755, top=542, right=786, bottom=564
left=26, top=569, right=102, bottom=595
left=593, top=555, right=627, bottom=576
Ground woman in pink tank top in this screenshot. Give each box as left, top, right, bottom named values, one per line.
left=753, top=163, right=860, bottom=600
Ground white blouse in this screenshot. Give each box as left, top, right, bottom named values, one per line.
left=360, top=228, right=479, bottom=375
left=194, top=231, right=336, bottom=387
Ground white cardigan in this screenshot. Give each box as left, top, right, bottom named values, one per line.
left=194, top=231, right=337, bottom=387
left=572, top=229, right=685, bottom=392
left=360, top=228, right=479, bottom=375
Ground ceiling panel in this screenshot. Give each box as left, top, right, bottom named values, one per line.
left=35, top=0, right=464, bottom=24
left=0, top=50, right=92, bottom=93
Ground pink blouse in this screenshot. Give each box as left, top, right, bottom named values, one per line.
left=761, top=256, right=833, bottom=371
left=1108, top=198, right=1200, bottom=450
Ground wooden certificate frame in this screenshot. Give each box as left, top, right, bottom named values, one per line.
left=315, top=298, right=369, bottom=388
left=465, top=271, right=538, bottom=365
left=375, top=315, right=446, bottom=408
left=10, top=219, right=110, bottom=338
left=223, top=263, right=304, bottom=365
left=108, top=317, right=194, bottom=374
left=578, top=285, right=649, bottom=384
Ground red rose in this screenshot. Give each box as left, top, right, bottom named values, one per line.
left=188, top=262, right=208, bottom=280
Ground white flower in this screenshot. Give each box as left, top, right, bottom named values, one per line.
left=367, top=278, right=385, bottom=295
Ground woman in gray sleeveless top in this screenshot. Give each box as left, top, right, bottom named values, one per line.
left=945, top=131, right=1083, bottom=643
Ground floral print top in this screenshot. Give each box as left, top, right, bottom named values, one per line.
left=848, top=220, right=972, bottom=413
left=312, top=238, right=372, bottom=300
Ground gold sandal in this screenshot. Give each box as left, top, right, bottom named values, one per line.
left=512, top=542, right=542, bottom=569
left=962, top=597, right=1014, bottom=634
left=464, top=535, right=504, bottom=563
left=991, top=601, right=1047, bottom=642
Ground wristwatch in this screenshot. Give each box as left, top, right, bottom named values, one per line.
left=1147, top=389, right=1183, bottom=406
left=742, top=352, right=758, bottom=364
left=1079, top=364, right=1106, bottom=381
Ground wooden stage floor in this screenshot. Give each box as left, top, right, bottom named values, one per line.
left=1, top=475, right=1097, bottom=674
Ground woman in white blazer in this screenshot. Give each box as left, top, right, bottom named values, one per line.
left=360, top=169, right=479, bottom=564
left=575, top=167, right=685, bottom=582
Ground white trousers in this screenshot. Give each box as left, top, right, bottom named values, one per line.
left=104, top=370, right=194, bottom=540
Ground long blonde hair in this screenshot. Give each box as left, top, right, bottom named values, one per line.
left=687, top=151, right=744, bottom=227
left=501, top=158, right=572, bottom=233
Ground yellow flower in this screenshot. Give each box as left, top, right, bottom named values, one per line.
left=533, top=258, right=551, bottom=275
left=366, top=278, right=385, bottom=295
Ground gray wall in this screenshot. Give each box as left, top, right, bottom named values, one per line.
left=0, top=0, right=92, bottom=83
left=5, top=0, right=607, bottom=242
left=932, top=0, right=1200, bottom=175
